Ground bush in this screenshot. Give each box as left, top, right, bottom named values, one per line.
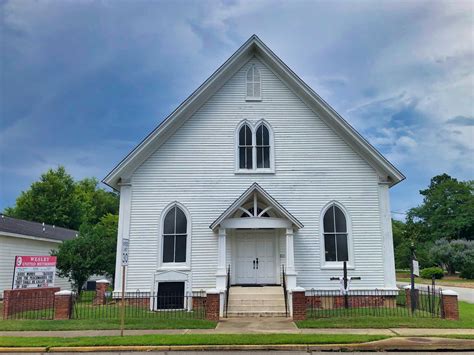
left=459, top=249, right=474, bottom=279
left=420, top=267, right=444, bottom=279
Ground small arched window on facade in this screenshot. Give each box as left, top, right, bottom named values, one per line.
left=256, top=124, right=270, bottom=169
left=162, top=206, right=187, bottom=263
left=238, top=124, right=253, bottom=169
left=323, top=205, right=348, bottom=262
left=246, top=65, right=261, bottom=100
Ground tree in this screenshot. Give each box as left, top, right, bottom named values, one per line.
left=52, top=214, right=118, bottom=292
left=430, top=238, right=474, bottom=278
left=4, top=167, right=119, bottom=231
left=408, top=174, right=474, bottom=242
left=4, top=167, right=82, bottom=229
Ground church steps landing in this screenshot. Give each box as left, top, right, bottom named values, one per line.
left=227, top=286, right=287, bottom=317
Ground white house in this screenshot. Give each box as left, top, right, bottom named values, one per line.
left=104, top=35, right=404, bottom=316
left=0, top=215, right=76, bottom=298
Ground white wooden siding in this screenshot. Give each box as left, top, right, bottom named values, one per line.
left=125, top=57, right=387, bottom=291
left=0, top=235, right=72, bottom=298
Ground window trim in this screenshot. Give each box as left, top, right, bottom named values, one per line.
left=235, top=119, right=275, bottom=174
left=245, top=64, right=262, bottom=101
left=320, top=201, right=354, bottom=269
left=158, top=202, right=191, bottom=270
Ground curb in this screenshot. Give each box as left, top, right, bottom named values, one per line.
left=0, top=338, right=473, bottom=353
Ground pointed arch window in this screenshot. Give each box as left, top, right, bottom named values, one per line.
left=246, top=65, right=261, bottom=100
left=162, top=206, right=187, bottom=263
left=236, top=121, right=274, bottom=172
left=323, top=205, right=348, bottom=262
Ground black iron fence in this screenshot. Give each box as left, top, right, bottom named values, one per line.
left=306, top=287, right=442, bottom=318
left=72, top=290, right=207, bottom=320
left=281, top=264, right=288, bottom=317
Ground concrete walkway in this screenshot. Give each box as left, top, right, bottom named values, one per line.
left=0, top=317, right=473, bottom=337
left=397, top=282, right=474, bottom=303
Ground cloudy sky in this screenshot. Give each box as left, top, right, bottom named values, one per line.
left=1, top=0, right=473, bottom=218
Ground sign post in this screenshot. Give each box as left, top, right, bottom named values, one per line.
left=410, top=243, right=417, bottom=314
left=120, top=239, right=129, bottom=337
left=12, top=256, right=57, bottom=289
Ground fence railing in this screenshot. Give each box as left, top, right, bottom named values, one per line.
left=281, top=264, right=288, bottom=317
left=306, top=287, right=442, bottom=318
left=72, top=290, right=207, bottom=320
left=224, top=264, right=230, bottom=318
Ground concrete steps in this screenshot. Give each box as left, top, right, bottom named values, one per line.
left=226, top=286, right=287, bottom=318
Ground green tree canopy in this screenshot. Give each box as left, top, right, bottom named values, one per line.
left=52, top=213, right=118, bottom=292
left=408, top=173, right=474, bottom=242
left=4, top=167, right=82, bottom=229
left=4, top=166, right=118, bottom=230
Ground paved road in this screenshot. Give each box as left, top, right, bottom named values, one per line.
left=29, top=352, right=474, bottom=355
left=397, top=282, right=474, bottom=303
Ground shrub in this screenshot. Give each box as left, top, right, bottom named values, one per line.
left=420, top=267, right=444, bottom=279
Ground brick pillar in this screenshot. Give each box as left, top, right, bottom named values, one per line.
left=404, top=285, right=419, bottom=311
left=206, top=289, right=220, bottom=321
left=54, top=290, right=75, bottom=320
left=441, top=290, right=459, bottom=320
left=93, top=279, right=110, bottom=305
left=292, top=287, right=306, bottom=321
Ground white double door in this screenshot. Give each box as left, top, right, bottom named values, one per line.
left=235, top=232, right=277, bottom=285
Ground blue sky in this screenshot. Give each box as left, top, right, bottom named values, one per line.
left=1, top=0, right=473, bottom=219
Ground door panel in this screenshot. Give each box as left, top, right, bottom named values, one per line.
left=234, top=233, right=276, bottom=284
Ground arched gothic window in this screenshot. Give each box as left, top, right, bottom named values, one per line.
left=323, top=205, right=348, bottom=262
left=162, top=206, right=187, bottom=263
left=246, top=65, right=261, bottom=99
left=237, top=121, right=273, bottom=171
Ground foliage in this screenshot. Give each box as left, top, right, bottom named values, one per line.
left=407, top=174, right=474, bottom=242
left=4, top=167, right=81, bottom=230
left=4, top=166, right=118, bottom=230
left=429, top=239, right=474, bottom=278
left=52, top=214, right=118, bottom=292
left=420, top=267, right=444, bottom=279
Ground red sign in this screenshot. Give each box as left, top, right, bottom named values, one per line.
left=12, top=256, right=57, bottom=289
left=15, top=256, right=57, bottom=268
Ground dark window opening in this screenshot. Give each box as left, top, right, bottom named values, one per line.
left=163, top=206, right=187, bottom=263
left=323, top=205, right=348, bottom=262
left=157, top=282, right=185, bottom=309
left=239, top=124, right=253, bottom=169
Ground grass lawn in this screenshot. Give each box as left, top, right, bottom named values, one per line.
left=296, top=301, right=474, bottom=329
left=0, top=318, right=216, bottom=331
left=0, top=334, right=389, bottom=347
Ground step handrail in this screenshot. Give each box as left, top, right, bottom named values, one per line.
left=224, top=264, right=230, bottom=318
left=282, top=264, right=288, bottom=317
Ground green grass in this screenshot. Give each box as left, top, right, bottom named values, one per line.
left=0, top=334, right=389, bottom=348
left=297, top=301, right=474, bottom=329
left=0, top=318, right=216, bottom=331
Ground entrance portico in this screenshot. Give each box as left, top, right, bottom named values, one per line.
left=210, top=183, right=303, bottom=292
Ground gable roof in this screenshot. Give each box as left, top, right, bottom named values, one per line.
left=0, top=215, right=78, bottom=242
left=103, top=35, right=405, bottom=189
left=210, top=183, right=304, bottom=231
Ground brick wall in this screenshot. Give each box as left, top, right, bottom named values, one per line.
left=292, top=289, right=306, bottom=320
left=306, top=295, right=395, bottom=310
left=441, top=292, right=459, bottom=320
left=3, top=287, right=59, bottom=319
left=205, top=292, right=220, bottom=321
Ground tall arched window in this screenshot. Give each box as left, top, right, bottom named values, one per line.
left=246, top=65, right=261, bottom=99
left=162, top=206, right=187, bottom=263
left=323, top=204, right=348, bottom=262
left=238, top=124, right=253, bottom=169
left=256, top=124, right=270, bottom=168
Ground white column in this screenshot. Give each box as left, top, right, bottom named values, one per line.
left=285, top=227, right=297, bottom=290
left=379, top=182, right=396, bottom=289
left=114, top=180, right=132, bottom=294
left=216, top=227, right=227, bottom=291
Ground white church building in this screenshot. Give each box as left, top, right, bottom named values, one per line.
left=104, top=35, right=404, bottom=316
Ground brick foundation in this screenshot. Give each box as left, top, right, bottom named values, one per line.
left=306, top=295, right=395, bottom=310
left=441, top=291, right=459, bottom=320
left=3, top=287, right=59, bottom=319
left=292, top=288, right=306, bottom=321
left=205, top=291, right=220, bottom=321
left=54, top=291, right=74, bottom=320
